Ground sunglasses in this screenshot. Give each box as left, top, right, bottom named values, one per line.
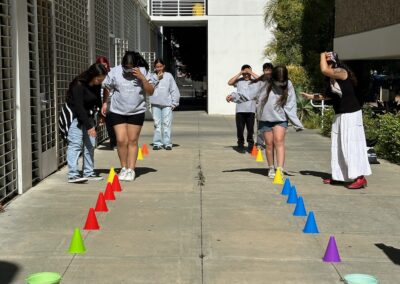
left=122, top=67, right=135, bottom=74
left=274, top=81, right=287, bottom=87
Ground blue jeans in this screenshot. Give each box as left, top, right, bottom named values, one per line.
left=152, top=105, right=173, bottom=147
left=67, top=119, right=96, bottom=178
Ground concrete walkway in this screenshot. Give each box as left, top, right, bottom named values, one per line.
left=1, top=111, right=400, bottom=284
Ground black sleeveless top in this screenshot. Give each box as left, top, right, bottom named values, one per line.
left=327, top=76, right=361, bottom=114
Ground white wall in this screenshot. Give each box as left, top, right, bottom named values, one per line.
left=207, top=0, right=273, bottom=114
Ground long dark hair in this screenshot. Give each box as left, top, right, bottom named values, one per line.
left=122, top=51, right=149, bottom=71
left=154, top=58, right=165, bottom=66
left=267, top=66, right=289, bottom=107
left=67, top=63, right=107, bottom=98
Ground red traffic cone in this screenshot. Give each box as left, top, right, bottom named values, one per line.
left=104, top=182, right=115, bottom=201
left=112, top=175, right=122, bottom=192
left=83, top=208, right=100, bottom=230
left=142, top=144, right=149, bottom=156
left=251, top=145, right=257, bottom=157
left=95, top=192, right=108, bottom=212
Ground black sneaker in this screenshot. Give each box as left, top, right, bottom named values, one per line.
left=247, top=144, right=254, bottom=153
left=84, top=174, right=104, bottom=181
left=237, top=145, right=246, bottom=154
left=165, top=145, right=172, bottom=150
left=68, top=176, right=88, bottom=183
left=153, top=145, right=162, bottom=150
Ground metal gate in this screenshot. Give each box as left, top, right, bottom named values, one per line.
left=54, top=0, right=89, bottom=166
left=0, top=0, right=18, bottom=202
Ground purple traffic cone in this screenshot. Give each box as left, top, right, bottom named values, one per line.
left=323, top=236, right=341, bottom=262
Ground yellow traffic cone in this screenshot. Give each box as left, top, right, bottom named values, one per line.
left=256, top=149, right=264, bottom=162
left=137, top=148, right=144, bottom=161
left=273, top=167, right=284, bottom=184
left=107, top=167, right=115, bottom=183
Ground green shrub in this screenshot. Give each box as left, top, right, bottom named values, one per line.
left=319, top=108, right=334, bottom=137
left=302, top=111, right=321, bottom=129
left=375, top=113, right=400, bottom=164
left=362, top=106, right=379, bottom=142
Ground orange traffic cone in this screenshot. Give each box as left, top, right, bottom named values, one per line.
left=251, top=145, right=257, bottom=157
left=112, top=174, right=122, bottom=192
left=142, top=144, right=149, bottom=156
left=104, top=182, right=115, bottom=201
left=83, top=208, right=100, bottom=230
left=95, top=192, right=108, bottom=212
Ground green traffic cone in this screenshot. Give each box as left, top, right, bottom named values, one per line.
left=68, top=227, right=86, bottom=254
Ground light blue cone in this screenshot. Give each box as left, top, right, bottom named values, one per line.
left=293, top=196, right=307, bottom=216
left=281, top=178, right=291, bottom=196
left=287, top=185, right=298, bottom=204
left=303, top=211, right=319, bottom=234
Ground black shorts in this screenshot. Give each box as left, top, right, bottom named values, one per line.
left=108, top=112, right=145, bottom=127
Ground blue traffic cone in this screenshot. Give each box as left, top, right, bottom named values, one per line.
left=281, top=178, right=291, bottom=196
left=293, top=196, right=307, bottom=216
left=287, top=185, right=298, bottom=204
left=303, top=211, right=319, bottom=234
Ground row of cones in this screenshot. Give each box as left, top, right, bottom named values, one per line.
left=279, top=177, right=341, bottom=262
left=250, top=146, right=286, bottom=185
left=68, top=166, right=124, bottom=254
left=69, top=144, right=151, bottom=253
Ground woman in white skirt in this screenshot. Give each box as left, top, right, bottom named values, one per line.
left=301, top=52, right=371, bottom=189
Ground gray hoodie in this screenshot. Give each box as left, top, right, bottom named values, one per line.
left=103, top=65, right=156, bottom=115
left=234, top=78, right=258, bottom=113
left=232, top=80, right=304, bottom=130
left=149, top=72, right=180, bottom=107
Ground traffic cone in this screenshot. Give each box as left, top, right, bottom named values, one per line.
left=107, top=168, right=115, bottom=183
left=83, top=208, right=100, bottom=230
left=112, top=174, right=122, bottom=192
left=273, top=167, right=284, bottom=185
left=256, top=149, right=264, bottom=162
left=303, top=211, right=319, bottom=234
left=251, top=145, right=257, bottom=157
left=287, top=185, right=298, bottom=204
left=281, top=178, right=291, bottom=195
left=137, top=148, right=144, bottom=160
left=95, top=192, right=108, bottom=212
left=293, top=196, right=307, bottom=216
left=323, top=236, right=341, bottom=262
left=104, top=182, right=115, bottom=201
left=142, top=144, right=149, bottom=156
left=68, top=228, right=86, bottom=254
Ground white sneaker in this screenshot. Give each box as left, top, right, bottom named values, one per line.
left=125, top=169, right=135, bottom=181
left=268, top=167, right=275, bottom=179
left=119, top=167, right=127, bottom=181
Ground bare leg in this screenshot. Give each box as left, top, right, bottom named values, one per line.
left=126, top=124, right=142, bottom=169
left=263, top=131, right=275, bottom=167
left=114, top=123, right=129, bottom=168
left=273, top=126, right=286, bottom=168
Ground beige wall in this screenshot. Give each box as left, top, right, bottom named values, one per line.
left=335, top=0, right=400, bottom=37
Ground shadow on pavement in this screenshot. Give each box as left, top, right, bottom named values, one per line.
left=299, top=170, right=331, bottom=179
left=223, top=168, right=267, bottom=176
left=96, top=167, right=157, bottom=179
left=0, top=261, right=20, bottom=284
left=375, top=243, right=400, bottom=265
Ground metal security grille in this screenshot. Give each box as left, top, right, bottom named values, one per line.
left=114, top=38, right=128, bottom=67
left=140, top=52, right=156, bottom=72
left=0, top=0, right=17, bottom=202
left=94, top=0, right=109, bottom=58
left=94, top=0, right=109, bottom=142
left=124, top=0, right=138, bottom=51
left=27, top=0, right=41, bottom=184
left=54, top=0, right=89, bottom=166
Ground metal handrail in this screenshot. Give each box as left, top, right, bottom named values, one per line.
left=150, top=0, right=207, bottom=16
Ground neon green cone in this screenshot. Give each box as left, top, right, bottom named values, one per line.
left=68, top=227, right=86, bottom=254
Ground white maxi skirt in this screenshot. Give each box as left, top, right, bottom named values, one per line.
left=331, top=110, right=372, bottom=181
